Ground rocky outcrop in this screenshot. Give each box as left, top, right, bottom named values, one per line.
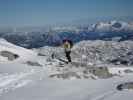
left=0, top=51, right=19, bottom=61
left=89, top=67, right=112, bottom=79
left=26, top=61, right=42, bottom=67
left=117, top=82, right=133, bottom=91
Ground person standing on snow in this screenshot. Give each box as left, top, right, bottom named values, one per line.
left=62, top=39, right=73, bottom=63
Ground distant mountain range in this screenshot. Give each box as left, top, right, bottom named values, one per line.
left=92, top=20, right=133, bottom=33
left=0, top=20, right=133, bottom=48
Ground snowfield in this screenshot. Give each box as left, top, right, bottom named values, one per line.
left=0, top=39, right=133, bottom=100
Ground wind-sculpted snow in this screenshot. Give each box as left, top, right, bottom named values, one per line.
left=73, top=40, right=133, bottom=66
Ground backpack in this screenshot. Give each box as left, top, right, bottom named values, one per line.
left=63, top=39, right=73, bottom=48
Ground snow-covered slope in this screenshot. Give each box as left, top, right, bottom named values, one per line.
left=0, top=38, right=37, bottom=62
left=0, top=39, right=133, bottom=100
left=0, top=39, right=40, bottom=97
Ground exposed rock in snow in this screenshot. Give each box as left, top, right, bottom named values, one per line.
left=0, top=51, right=19, bottom=61
left=89, top=67, right=112, bottom=79
left=117, top=82, right=133, bottom=91
left=26, top=61, right=42, bottom=67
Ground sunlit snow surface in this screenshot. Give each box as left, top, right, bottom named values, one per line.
left=0, top=39, right=133, bottom=100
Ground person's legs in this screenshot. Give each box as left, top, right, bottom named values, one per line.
left=66, top=51, right=71, bottom=63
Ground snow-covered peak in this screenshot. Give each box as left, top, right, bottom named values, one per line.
left=93, top=20, right=133, bottom=32
left=93, top=22, right=111, bottom=32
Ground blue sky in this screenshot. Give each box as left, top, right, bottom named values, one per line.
left=0, top=0, right=133, bottom=27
